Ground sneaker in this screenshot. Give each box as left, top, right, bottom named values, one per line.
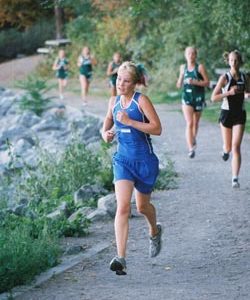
left=188, top=149, right=195, bottom=159
left=149, top=223, right=162, bottom=258
left=110, top=256, right=127, bottom=275
left=222, top=152, right=229, bottom=161
left=232, top=178, right=240, bottom=188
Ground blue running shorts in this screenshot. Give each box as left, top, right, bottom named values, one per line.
left=112, top=152, right=159, bottom=194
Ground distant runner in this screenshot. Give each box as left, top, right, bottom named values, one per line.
left=176, top=46, right=209, bottom=158
left=52, top=49, right=69, bottom=100
left=211, top=50, right=250, bottom=188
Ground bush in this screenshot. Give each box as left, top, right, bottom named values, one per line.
left=16, top=75, right=55, bottom=116
left=0, top=18, right=55, bottom=61
left=0, top=214, right=60, bottom=293
left=0, top=136, right=114, bottom=293
left=18, top=139, right=112, bottom=207
left=155, top=159, right=178, bottom=190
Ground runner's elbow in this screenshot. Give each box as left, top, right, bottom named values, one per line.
left=204, top=80, right=210, bottom=87
left=154, top=125, right=162, bottom=136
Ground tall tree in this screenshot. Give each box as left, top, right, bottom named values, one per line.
left=0, top=0, right=44, bottom=29
left=54, top=0, right=64, bottom=39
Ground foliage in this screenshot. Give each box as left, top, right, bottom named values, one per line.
left=49, top=214, right=91, bottom=237
left=16, top=75, right=54, bottom=116
left=155, top=159, right=178, bottom=191
left=0, top=137, right=113, bottom=293
left=62, top=0, right=250, bottom=93
left=0, top=214, right=60, bottom=293
left=0, top=0, right=48, bottom=29
left=18, top=138, right=110, bottom=205
left=0, top=18, right=54, bottom=60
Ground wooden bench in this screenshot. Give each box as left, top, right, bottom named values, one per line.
left=37, top=47, right=52, bottom=54
left=45, top=39, right=71, bottom=47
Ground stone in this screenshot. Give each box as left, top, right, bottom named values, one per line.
left=17, top=112, right=41, bottom=127
left=64, top=245, right=84, bottom=255
left=46, top=201, right=69, bottom=220
left=68, top=207, right=94, bottom=223
left=74, top=184, right=108, bottom=206
left=86, top=208, right=112, bottom=222
left=97, top=193, right=117, bottom=218
left=12, top=203, right=27, bottom=216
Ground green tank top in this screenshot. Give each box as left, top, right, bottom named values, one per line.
left=110, top=62, right=121, bottom=85
left=182, top=64, right=205, bottom=104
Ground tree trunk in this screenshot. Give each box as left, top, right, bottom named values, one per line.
left=54, top=2, right=64, bottom=39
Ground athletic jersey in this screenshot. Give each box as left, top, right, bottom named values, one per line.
left=56, top=58, right=68, bottom=78
left=182, top=63, right=205, bottom=105
left=110, top=62, right=121, bottom=85
left=221, top=71, right=246, bottom=113
left=79, top=56, right=92, bottom=77
left=112, top=92, right=154, bottom=159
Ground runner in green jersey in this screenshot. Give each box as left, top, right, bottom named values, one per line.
left=177, top=46, right=209, bottom=158
left=106, top=52, right=122, bottom=96
left=52, top=49, right=69, bottom=100
left=77, top=46, right=97, bottom=106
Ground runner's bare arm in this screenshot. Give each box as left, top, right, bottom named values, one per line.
left=176, top=64, right=185, bottom=89
left=102, top=97, right=115, bottom=142
left=211, top=75, right=237, bottom=102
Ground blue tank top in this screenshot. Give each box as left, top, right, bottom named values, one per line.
left=112, top=92, right=154, bottom=159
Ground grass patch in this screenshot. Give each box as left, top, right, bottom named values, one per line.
left=0, top=137, right=113, bottom=293
left=149, top=90, right=181, bottom=104
left=0, top=215, right=60, bottom=293
left=245, top=101, right=250, bottom=133
left=202, top=101, right=221, bottom=124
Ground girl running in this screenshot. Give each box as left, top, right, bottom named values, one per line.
left=106, top=52, right=122, bottom=97
left=77, top=46, right=96, bottom=105
left=52, top=49, right=68, bottom=100
left=176, top=46, right=209, bottom=158
left=102, top=61, right=162, bottom=275
left=211, top=50, right=250, bottom=188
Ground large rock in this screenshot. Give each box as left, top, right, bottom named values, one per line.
left=86, top=208, right=112, bottom=222
left=17, top=111, right=41, bottom=128
left=0, top=89, right=105, bottom=208
left=68, top=207, right=94, bottom=223
left=0, top=96, right=17, bottom=116
left=46, top=201, right=69, bottom=220
left=74, top=184, right=108, bottom=206
left=97, top=193, right=117, bottom=218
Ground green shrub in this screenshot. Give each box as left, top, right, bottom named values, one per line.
left=155, top=159, right=178, bottom=190
left=0, top=18, right=54, bottom=60
left=18, top=139, right=111, bottom=208
left=0, top=214, right=60, bottom=293
left=16, top=75, right=55, bottom=116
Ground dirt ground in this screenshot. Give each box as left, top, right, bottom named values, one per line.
left=0, top=55, right=43, bottom=88
left=0, top=57, right=250, bottom=300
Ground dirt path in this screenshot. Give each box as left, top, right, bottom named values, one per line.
left=1, top=57, right=250, bottom=300
left=0, top=55, right=43, bottom=88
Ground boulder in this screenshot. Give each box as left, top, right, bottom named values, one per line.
left=97, top=193, right=116, bottom=218
left=74, top=183, right=108, bottom=206
left=68, top=207, right=94, bottom=223
left=86, top=208, right=112, bottom=222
